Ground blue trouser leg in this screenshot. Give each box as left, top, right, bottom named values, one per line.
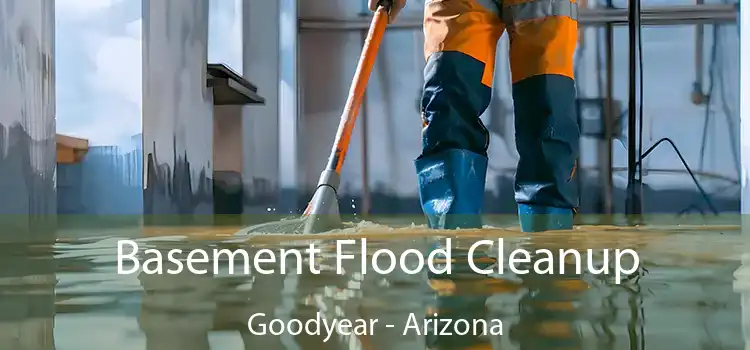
left=416, top=51, right=493, bottom=230
left=513, top=74, right=580, bottom=232
left=417, top=0, right=504, bottom=230
left=419, top=0, right=580, bottom=232
left=505, top=0, right=580, bottom=232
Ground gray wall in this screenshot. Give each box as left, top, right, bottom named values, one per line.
left=740, top=0, right=750, bottom=216
left=0, top=2, right=56, bottom=345
left=142, top=0, right=214, bottom=222
left=0, top=0, right=57, bottom=240
left=241, top=0, right=282, bottom=214
left=54, top=0, right=280, bottom=220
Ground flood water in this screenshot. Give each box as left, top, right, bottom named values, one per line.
left=3, top=222, right=747, bottom=350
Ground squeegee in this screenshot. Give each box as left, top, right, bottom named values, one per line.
left=240, top=0, right=392, bottom=234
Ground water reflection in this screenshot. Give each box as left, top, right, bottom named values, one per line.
left=0, top=243, right=56, bottom=350
left=138, top=242, right=216, bottom=350
left=4, top=226, right=743, bottom=349
left=507, top=244, right=589, bottom=350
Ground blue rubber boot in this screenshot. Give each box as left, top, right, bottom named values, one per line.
left=415, top=149, right=488, bottom=229
left=518, top=204, right=574, bottom=232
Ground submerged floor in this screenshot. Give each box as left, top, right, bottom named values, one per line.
left=1, top=220, right=747, bottom=349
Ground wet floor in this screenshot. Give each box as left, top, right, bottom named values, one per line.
left=1, top=222, right=747, bottom=350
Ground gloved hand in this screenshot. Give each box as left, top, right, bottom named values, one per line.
left=368, top=0, right=406, bottom=23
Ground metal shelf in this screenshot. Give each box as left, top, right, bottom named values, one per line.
left=206, top=63, right=265, bottom=106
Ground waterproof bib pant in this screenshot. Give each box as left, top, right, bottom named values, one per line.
left=416, top=0, right=580, bottom=232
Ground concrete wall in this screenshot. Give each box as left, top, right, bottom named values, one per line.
left=207, top=0, right=246, bottom=218
left=55, top=0, right=279, bottom=220
left=740, top=2, right=748, bottom=346
left=0, top=0, right=57, bottom=240
left=213, top=106, right=244, bottom=216
left=142, top=0, right=214, bottom=222
left=741, top=0, right=749, bottom=216
left=213, top=107, right=243, bottom=174
left=278, top=0, right=300, bottom=212
left=241, top=0, right=283, bottom=214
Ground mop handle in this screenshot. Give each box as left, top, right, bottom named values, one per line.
left=323, top=3, right=390, bottom=174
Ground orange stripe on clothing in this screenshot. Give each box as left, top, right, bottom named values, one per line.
left=423, top=0, right=504, bottom=87
left=504, top=0, right=577, bottom=6
left=508, top=15, right=578, bottom=83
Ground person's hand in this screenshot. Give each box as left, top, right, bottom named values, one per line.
left=368, top=0, right=407, bottom=23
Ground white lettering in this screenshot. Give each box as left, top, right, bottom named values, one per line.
left=372, top=249, right=397, bottom=274
left=254, top=249, right=276, bottom=274
left=468, top=240, right=493, bottom=274
left=306, top=244, right=321, bottom=274
left=280, top=249, right=302, bottom=274
left=561, top=249, right=582, bottom=274
left=427, top=239, right=452, bottom=275
left=116, top=238, right=640, bottom=282
left=247, top=312, right=377, bottom=341
left=336, top=240, right=355, bottom=274
left=403, top=313, right=502, bottom=336
left=400, top=249, right=425, bottom=275
left=615, top=249, right=640, bottom=284
left=247, top=313, right=266, bottom=334
left=187, top=249, right=209, bottom=274
left=214, top=249, right=250, bottom=275
left=288, top=319, right=303, bottom=335
left=117, top=240, right=139, bottom=274
left=142, top=249, right=162, bottom=274
left=509, top=249, right=531, bottom=274
left=587, top=249, right=607, bottom=275
left=534, top=249, right=555, bottom=275
left=166, top=249, right=183, bottom=274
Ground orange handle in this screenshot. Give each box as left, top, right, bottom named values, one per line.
left=324, top=6, right=390, bottom=174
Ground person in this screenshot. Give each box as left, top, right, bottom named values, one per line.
left=369, top=0, right=580, bottom=232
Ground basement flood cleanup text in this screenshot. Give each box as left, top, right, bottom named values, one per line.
left=116, top=237, right=640, bottom=340
left=117, top=238, right=640, bottom=283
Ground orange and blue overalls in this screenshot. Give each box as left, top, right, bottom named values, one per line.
left=414, top=0, right=580, bottom=232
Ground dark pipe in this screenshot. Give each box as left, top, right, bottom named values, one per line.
left=357, top=0, right=373, bottom=216
left=360, top=30, right=372, bottom=217
left=603, top=0, right=615, bottom=217
left=625, top=0, right=642, bottom=221
left=692, top=0, right=707, bottom=105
